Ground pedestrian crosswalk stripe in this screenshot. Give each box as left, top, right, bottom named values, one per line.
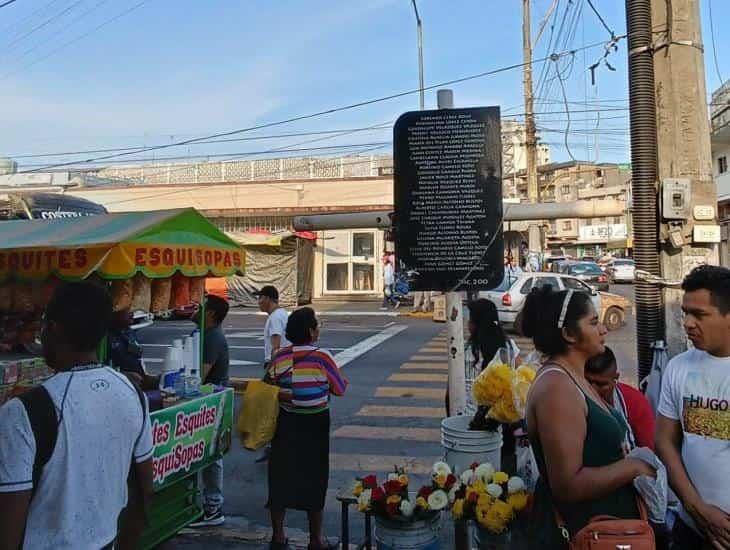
left=330, top=453, right=441, bottom=474
left=388, top=373, right=447, bottom=383
left=333, top=425, right=441, bottom=442
left=419, top=347, right=444, bottom=353
left=356, top=405, right=444, bottom=418
left=400, top=363, right=447, bottom=370
left=409, top=355, right=445, bottom=361
left=375, top=386, right=444, bottom=399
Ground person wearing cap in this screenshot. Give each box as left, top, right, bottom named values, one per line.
left=255, top=286, right=290, bottom=463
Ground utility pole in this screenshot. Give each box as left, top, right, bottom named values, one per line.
left=438, top=89, right=467, bottom=423
left=626, top=0, right=719, bottom=378
left=411, top=0, right=425, bottom=110
left=651, top=0, right=719, bottom=359
left=523, top=0, right=542, bottom=265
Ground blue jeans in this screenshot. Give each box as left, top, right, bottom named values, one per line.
left=202, top=458, right=224, bottom=512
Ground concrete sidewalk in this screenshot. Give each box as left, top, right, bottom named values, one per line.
left=170, top=515, right=351, bottom=549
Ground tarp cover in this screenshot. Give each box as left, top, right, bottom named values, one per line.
left=0, top=208, right=245, bottom=282
left=221, top=230, right=315, bottom=308
left=226, top=237, right=299, bottom=307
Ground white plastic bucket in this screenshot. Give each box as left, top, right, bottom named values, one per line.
left=375, top=514, right=441, bottom=550
left=441, top=415, right=502, bottom=474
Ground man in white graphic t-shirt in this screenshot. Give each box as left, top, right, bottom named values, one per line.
left=656, top=265, right=730, bottom=549
left=255, top=285, right=290, bottom=463
left=0, top=282, right=153, bottom=550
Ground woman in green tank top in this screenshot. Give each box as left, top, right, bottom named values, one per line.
left=521, top=286, right=656, bottom=548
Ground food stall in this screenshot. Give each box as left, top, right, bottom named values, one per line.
left=0, top=208, right=243, bottom=548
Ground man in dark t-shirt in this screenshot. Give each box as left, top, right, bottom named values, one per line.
left=189, top=295, right=230, bottom=527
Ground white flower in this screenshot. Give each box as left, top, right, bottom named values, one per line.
left=427, top=489, right=449, bottom=511
left=387, top=472, right=399, bottom=481
left=486, top=483, right=503, bottom=499
left=507, top=476, right=526, bottom=495
left=474, top=463, right=495, bottom=483
left=357, top=489, right=372, bottom=512
left=432, top=461, right=452, bottom=477
left=400, top=499, right=414, bottom=517
left=460, top=469, right=475, bottom=486
left=448, top=483, right=461, bottom=504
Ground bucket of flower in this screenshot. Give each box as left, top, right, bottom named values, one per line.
left=443, top=351, right=537, bottom=474
left=449, top=461, right=531, bottom=550
left=352, top=462, right=457, bottom=550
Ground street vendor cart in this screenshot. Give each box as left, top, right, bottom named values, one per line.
left=0, top=208, right=243, bottom=549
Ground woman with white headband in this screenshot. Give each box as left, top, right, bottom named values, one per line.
left=522, top=285, right=656, bottom=548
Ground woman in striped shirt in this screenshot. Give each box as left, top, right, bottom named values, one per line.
left=266, top=307, right=348, bottom=550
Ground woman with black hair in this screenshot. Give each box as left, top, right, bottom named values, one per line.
left=523, top=286, right=655, bottom=547
left=465, top=299, right=521, bottom=415
left=265, top=307, right=347, bottom=550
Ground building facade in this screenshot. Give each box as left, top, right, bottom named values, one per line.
left=711, top=83, right=730, bottom=267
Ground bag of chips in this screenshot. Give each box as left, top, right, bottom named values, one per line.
left=111, top=279, right=134, bottom=312
left=150, top=278, right=172, bottom=314
left=130, top=273, right=151, bottom=312
left=169, top=273, right=190, bottom=309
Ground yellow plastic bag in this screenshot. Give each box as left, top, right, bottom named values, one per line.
left=237, top=381, right=279, bottom=451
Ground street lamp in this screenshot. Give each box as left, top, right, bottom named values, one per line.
left=410, top=0, right=425, bottom=110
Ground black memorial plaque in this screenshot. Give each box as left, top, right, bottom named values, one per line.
left=394, top=107, right=504, bottom=291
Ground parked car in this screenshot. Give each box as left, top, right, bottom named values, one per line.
left=479, top=272, right=602, bottom=334
left=599, top=291, right=633, bottom=331
left=563, top=261, right=610, bottom=292
left=606, top=258, right=636, bottom=283
left=544, top=255, right=567, bottom=272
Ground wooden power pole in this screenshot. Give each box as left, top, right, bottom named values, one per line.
left=651, top=0, right=719, bottom=358
left=523, top=0, right=542, bottom=261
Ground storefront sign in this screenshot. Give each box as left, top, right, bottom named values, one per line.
left=150, top=389, right=233, bottom=490
left=578, top=224, right=627, bottom=242
left=394, top=107, right=504, bottom=291
left=0, top=244, right=244, bottom=281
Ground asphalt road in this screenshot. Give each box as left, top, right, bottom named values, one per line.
left=141, top=285, right=640, bottom=549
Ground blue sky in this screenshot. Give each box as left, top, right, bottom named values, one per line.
left=1, top=0, right=729, bottom=169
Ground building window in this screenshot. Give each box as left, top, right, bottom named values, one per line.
left=561, top=184, right=571, bottom=195
left=719, top=156, right=728, bottom=174
left=562, top=221, right=572, bottom=231
left=613, top=216, right=623, bottom=224
left=585, top=219, right=593, bottom=226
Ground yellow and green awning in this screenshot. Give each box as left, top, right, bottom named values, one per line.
left=0, top=208, right=245, bottom=282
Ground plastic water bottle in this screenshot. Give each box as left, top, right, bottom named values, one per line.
left=185, top=368, right=201, bottom=397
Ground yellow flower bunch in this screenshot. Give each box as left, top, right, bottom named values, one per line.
left=487, top=397, right=519, bottom=424
left=415, top=496, right=428, bottom=510
left=516, top=365, right=536, bottom=383
left=386, top=495, right=402, bottom=505
left=473, top=363, right=537, bottom=423
left=507, top=491, right=529, bottom=512
left=353, top=481, right=363, bottom=497
left=492, top=471, right=509, bottom=485
left=472, top=363, right=512, bottom=406
left=479, top=500, right=514, bottom=533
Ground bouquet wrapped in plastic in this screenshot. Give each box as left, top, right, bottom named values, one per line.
left=471, top=349, right=537, bottom=425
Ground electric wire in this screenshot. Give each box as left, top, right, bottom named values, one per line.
left=19, top=36, right=622, bottom=174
